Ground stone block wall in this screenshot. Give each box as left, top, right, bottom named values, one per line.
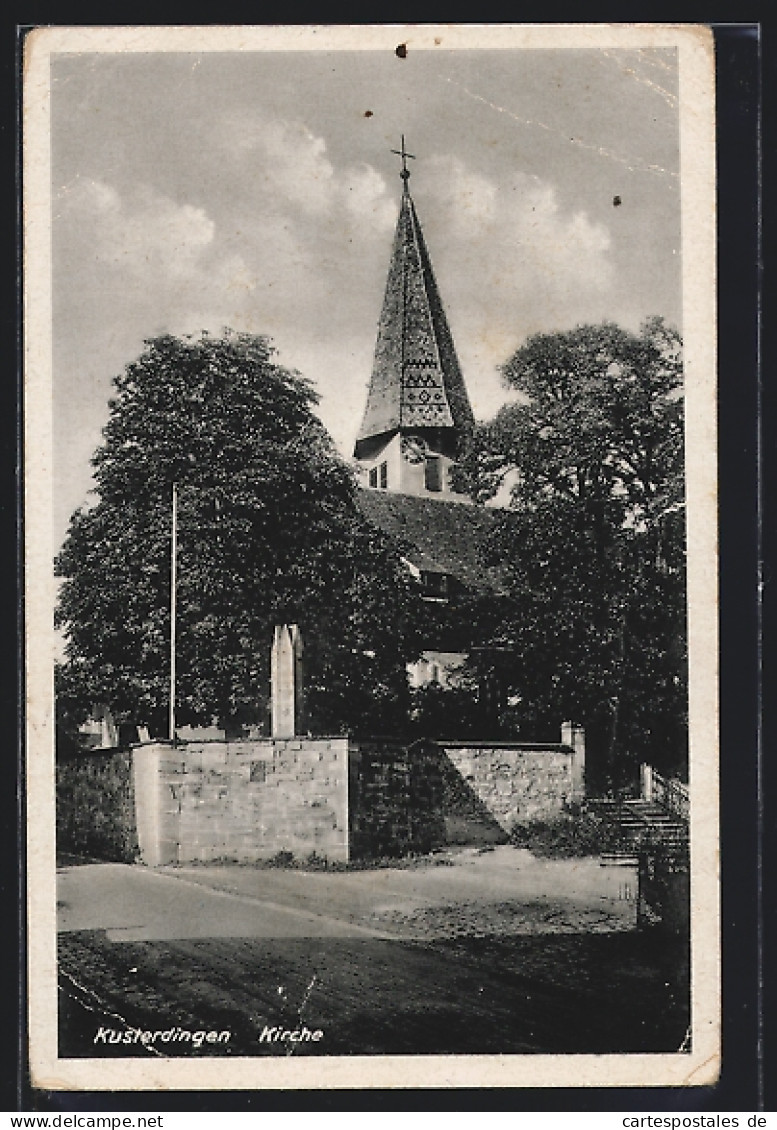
left=348, top=739, right=446, bottom=857
left=133, top=737, right=349, bottom=866
left=441, top=742, right=582, bottom=835
left=127, top=732, right=584, bottom=866
left=347, top=738, right=582, bottom=857
left=56, top=750, right=138, bottom=863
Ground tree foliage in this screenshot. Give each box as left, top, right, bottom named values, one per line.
left=459, top=319, right=687, bottom=788
left=55, top=331, right=422, bottom=738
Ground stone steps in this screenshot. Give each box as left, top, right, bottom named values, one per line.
left=589, top=797, right=689, bottom=858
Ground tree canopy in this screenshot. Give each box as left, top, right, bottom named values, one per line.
left=55, top=331, right=422, bottom=739
left=459, top=318, right=687, bottom=788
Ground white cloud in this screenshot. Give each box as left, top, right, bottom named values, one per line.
left=224, top=115, right=329, bottom=214
left=66, top=179, right=215, bottom=281
left=508, top=179, right=612, bottom=288
left=341, top=163, right=396, bottom=230
left=423, top=155, right=498, bottom=238
left=255, top=119, right=335, bottom=215
left=422, top=155, right=612, bottom=294
left=221, top=112, right=395, bottom=233
left=59, top=174, right=322, bottom=347
left=414, top=154, right=615, bottom=399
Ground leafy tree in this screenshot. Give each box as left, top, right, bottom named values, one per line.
left=55, top=331, right=422, bottom=740
left=459, top=318, right=686, bottom=789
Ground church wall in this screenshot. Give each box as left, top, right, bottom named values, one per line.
left=379, top=432, right=404, bottom=492
left=90, top=732, right=585, bottom=867
left=439, top=743, right=583, bottom=837
left=397, top=446, right=458, bottom=500
left=132, top=738, right=350, bottom=866
left=356, top=433, right=404, bottom=495
left=347, top=739, right=446, bottom=858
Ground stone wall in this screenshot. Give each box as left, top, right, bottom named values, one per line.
left=56, top=750, right=138, bottom=863
left=347, top=739, right=583, bottom=855
left=127, top=731, right=584, bottom=866
left=441, top=742, right=583, bottom=837
left=133, top=737, right=350, bottom=866
left=348, top=739, right=446, bottom=857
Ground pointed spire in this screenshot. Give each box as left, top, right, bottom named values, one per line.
left=354, top=151, right=474, bottom=462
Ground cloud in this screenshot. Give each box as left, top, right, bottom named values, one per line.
left=508, top=178, right=612, bottom=288
left=417, top=154, right=615, bottom=395
left=58, top=174, right=317, bottom=346
left=251, top=118, right=335, bottom=216
left=221, top=113, right=396, bottom=232
left=341, top=163, right=397, bottom=230
left=64, top=179, right=216, bottom=281
left=421, top=156, right=498, bottom=238
left=423, top=154, right=612, bottom=294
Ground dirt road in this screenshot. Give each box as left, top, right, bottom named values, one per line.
left=57, top=848, right=688, bottom=1058
left=58, top=846, right=638, bottom=941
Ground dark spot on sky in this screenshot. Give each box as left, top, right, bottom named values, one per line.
left=364, top=110, right=373, bottom=118
left=395, top=44, right=407, bottom=58
left=613, top=195, right=622, bottom=207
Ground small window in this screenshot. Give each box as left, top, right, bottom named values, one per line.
left=424, top=455, right=442, bottom=492
left=369, top=466, right=378, bottom=488
left=421, top=571, right=449, bottom=601
left=379, top=461, right=388, bottom=489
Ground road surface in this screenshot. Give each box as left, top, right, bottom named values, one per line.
left=58, top=846, right=637, bottom=942
left=56, top=849, right=688, bottom=1057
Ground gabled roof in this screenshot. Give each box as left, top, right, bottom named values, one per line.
left=356, top=488, right=507, bottom=595
left=354, top=186, right=475, bottom=459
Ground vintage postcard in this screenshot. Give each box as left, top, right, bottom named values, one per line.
left=24, top=24, right=718, bottom=1091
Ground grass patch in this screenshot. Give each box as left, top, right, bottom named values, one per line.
left=176, top=848, right=459, bottom=873
left=262, top=848, right=458, bottom=872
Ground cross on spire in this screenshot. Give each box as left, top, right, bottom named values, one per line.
left=391, top=134, right=415, bottom=186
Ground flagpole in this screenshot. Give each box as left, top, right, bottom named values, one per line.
left=169, top=480, right=177, bottom=742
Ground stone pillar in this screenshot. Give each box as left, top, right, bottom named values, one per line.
left=99, top=707, right=118, bottom=749
left=132, top=742, right=182, bottom=867
left=271, top=625, right=305, bottom=738
left=640, top=762, right=654, bottom=802
left=132, top=742, right=164, bottom=867
left=561, top=721, right=586, bottom=802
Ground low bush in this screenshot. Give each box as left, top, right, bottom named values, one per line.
left=510, top=806, right=628, bottom=859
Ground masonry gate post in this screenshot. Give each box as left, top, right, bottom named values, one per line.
left=132, top=742, right=164, bottom=866
left=561, top=721, right=586, bottom=802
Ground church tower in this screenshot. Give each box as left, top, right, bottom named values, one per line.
left=354, top=139, right=475, bottom=501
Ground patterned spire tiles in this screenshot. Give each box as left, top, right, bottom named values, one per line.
left=354, top=187, right=474, bottom=458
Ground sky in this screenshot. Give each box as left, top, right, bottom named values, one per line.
left=50, top=37, right=681, bottom=547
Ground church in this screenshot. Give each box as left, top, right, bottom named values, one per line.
left=62, top=143, right=591, bottom=866
left=352, top=141, right=506, bottom=692
left=73, top=142, right=510, bottom=756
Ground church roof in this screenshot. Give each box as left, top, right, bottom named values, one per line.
left=354, top=183, right=475, bottom=459
left=355, top=488, right=507, bottom=595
